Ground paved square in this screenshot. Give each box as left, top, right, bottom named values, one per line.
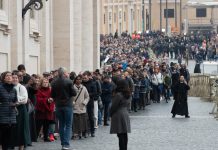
left=28, top=97, right=218, bottom=150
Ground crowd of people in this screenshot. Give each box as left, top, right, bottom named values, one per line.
left=0, top=31, right=217, bottom=150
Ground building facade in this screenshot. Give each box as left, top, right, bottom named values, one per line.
left=100, top=0, right=146, bottom=35
left=0, top=0, right=100, bottom=75
left=100, top=0, right=218, bottom=35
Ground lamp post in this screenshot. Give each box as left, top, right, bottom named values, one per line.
left=160, top=0, right=162, bottom=31
left=166, top=0, right=168, bottom=35
left=149, top=0, right=151, bottom=31
left=175, top=0, right=177, bottom=28
left=180, top=0, right=182, bottom=33
left=22, top=0, right=48, bottom=18
left=142, top=0, right=145, bottom=32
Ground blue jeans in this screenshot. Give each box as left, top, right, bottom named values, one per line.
left=56, top=107, right=73, bottom=147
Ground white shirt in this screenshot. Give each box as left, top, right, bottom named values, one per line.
left=14, top=83, right=28, bottom=105
left=155, top=72, right=163, bottom=84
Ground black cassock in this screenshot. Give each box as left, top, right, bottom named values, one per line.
left=171, top=82, right=190, bottom=116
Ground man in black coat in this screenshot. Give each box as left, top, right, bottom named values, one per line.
left=171, top=75, right=190, bottom=118
left=82, top=71, right=98, bottom=137
left=101, top=76, right=114, bottom=126
left=51, top=67, right=76, bottom=150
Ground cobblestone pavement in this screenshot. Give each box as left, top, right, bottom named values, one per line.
left=27, top=97, right=218, bottom=150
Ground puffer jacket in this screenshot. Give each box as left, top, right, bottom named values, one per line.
left=0, top=83, right=17, bottom=124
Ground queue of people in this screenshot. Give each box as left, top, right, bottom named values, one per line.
left=3, top=30, right=216, bottom=150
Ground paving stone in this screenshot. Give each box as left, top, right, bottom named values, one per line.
left=27, top=97, right=218, bottom=150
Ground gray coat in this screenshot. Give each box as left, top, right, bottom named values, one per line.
left=110, top=92, right=131, bottom=134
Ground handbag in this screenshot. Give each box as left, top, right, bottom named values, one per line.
left=27, top=100, right=35, bottom=114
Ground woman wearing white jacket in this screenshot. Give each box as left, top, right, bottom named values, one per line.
left=72, top=75, right=90, bottom=139
left=151, top=68, right=163, bottom=103
left=12, top=71, right=31, bottom=150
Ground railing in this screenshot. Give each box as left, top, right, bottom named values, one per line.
left=188, top=19, right=218, bottom=25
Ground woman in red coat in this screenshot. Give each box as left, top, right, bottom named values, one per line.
left=35, top=78, right=54, bottom=142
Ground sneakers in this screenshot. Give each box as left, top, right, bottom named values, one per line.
left=62, top=146, right=70, bottom=150
left=49, top=134, right=55, bottom=141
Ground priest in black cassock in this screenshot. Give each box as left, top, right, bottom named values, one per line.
left=171, top=75, right=190, bottom=118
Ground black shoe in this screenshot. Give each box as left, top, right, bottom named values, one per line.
left=44, top=139, right=51, bottom=142
left=185, top=115, right=190, bottom=118
left=172, top=115, right=176, bottom=118
left=134, top=109, right=137, bottom=112
left=157, top=101, right=160, bottom=103
left=91, top=133, right=95, bottom=137
left=104, top=123, right=109, bottom=126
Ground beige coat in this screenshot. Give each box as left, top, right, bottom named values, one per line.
left=72, top=84, right=90, bottom=114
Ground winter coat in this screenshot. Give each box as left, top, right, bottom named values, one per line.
left=35, top=87, right=55, bottom=120
left=0, top=83, right=17, bottom=124
left=72, top=84, right=89, bottom=114
left=140, top=77, right=151, bottom=93
left=82, top=79, right=98, bottom=101
left=51, top=77, right=77, bottom=107
left=101, top=81, right=113, bottom=103
left=110, top=93, right=131, bottom=134
left=132, top=78, right=140, bottom=99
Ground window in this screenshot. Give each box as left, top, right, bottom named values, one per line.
left=104, top=14, right=106, bottom=24
left=124, top=12, right=126, bottom=22
left=196, top=8, right=206, bottom=17
left=114, top=13, right=116, bottom=22
left=0, top=0, right=3, bottom=9
left=164, top=9, right=174, bottom=18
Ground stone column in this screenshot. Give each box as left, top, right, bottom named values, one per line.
left=53, top=0, right=72, bottom=71
left=10, top=0, right=23, bottom=70
left=73, top=0, right=82, bottom=73
left=128, top=0, right=133, bottom=34
left=40, top=0, right=53, bottom=72
left=93, top=0, right=100, bottom=70
left=81, top=0, right=94, bottom=71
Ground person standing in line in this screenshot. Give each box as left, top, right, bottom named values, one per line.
left=82, top=71, right=98, bottom=137
left=72, top=75, right=89, bottom=139
left=35, top=78, right=55, bottom=142
left=101, top=75, right=114, bottom=125
left=12, top=71, right=31, bottom=150
left=51, top=67, right=77, bottom=150
left=171, top=75, right=190, bottom=118
left=26, top=76, right=39, bottom=143
left=17, top=64, right=31, bottom=85
left=110, top=79, right=131, bottom=150
left=0, top=71, right=18, bottom=150
left=92, top=72, right=102, bottom=129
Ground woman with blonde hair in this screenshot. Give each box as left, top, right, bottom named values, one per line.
left=35, top=78, right=55, bottom=142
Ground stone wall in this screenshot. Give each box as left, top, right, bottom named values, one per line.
left=189, top=74, right=218, bottom=101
